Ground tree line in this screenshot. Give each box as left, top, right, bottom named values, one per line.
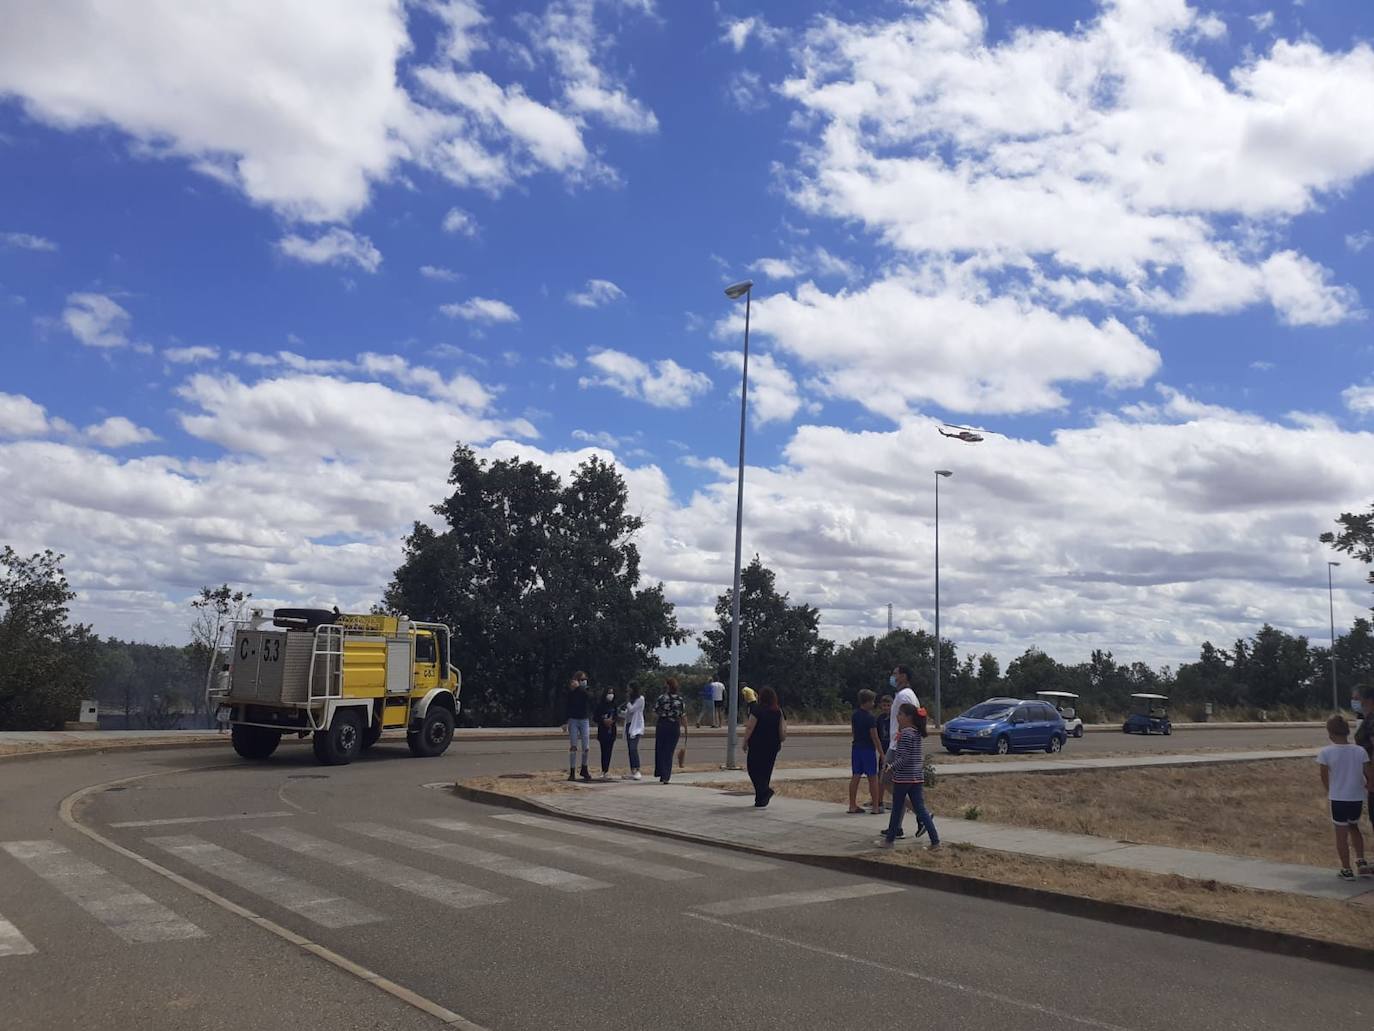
left=2, top=448, right=1370, bottom=731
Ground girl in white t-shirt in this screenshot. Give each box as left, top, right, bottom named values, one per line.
left=1317, top=714, right=1373, bottom=880
left=620, top=686, right=646, bottom=781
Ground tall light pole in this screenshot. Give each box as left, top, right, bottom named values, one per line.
left=1328, top=561, right=1341, bottom=713
left=723, top=279, right=754, bottom=770
left=934, top=469, right=953, bottom=728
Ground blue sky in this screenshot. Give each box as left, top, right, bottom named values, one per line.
left=1, top=0, right=1371, bottom=666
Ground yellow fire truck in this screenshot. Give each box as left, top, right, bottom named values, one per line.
left=211, top=608, right=461, bottom=766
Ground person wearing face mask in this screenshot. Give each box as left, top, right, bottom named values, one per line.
left=594, top=686, right=619, bottom=781
left=561, top=672, right=592, bottom=782
left=886, top=666, right=920, bottom=766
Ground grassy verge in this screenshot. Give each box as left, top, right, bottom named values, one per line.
left=871, top=843, right=1374, bottom=951
left=749, top=759, right=1342, bottom=868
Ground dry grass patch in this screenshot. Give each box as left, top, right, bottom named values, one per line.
left=872, top=844, right=1374, bottom=951
left=759, top=759, right=1341, bottom=867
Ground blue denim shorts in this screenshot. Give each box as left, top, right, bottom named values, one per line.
left=851, top=744, right=878, bottom=777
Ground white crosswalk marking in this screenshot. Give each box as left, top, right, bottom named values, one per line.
left=0, top=913, right=36, bottom=957
left=693, top=883, right=904, bottom=915
left=492, top=813, right=777, bottom=872
left=111, top=811, right=294, bottom=829
left=1, top=840, right=205, bottom=944
left=147, top=835, right=382, bottom=929
left=344, top=823, right=610, bottom=893
left=247, top=827, right=505, bottom=911
left=420, top=818, right=700, bottom=882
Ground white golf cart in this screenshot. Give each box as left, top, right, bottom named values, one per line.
left=1037, top=690, right=1084, bottom=738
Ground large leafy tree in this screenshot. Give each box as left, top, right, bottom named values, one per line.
left=1322, top=504, right=1374, bottom=610
left=700, top=557, right=836, bottom=713
left=0, top=548, right=94, bottom=730
left=384, top=447, right=683, bottom=725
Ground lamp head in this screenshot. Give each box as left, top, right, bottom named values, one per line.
left=724, top=280, right=754, bottom=300
left=1329, top=561, right=1341, bottom=567
left=935, top=469, right=953, bottom=477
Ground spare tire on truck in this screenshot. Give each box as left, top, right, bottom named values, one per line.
left=272, top=607, right=337, bottom=630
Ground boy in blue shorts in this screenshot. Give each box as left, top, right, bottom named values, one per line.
left=847, top=689, right=883, bottom=814
left=1318, top=714, right=1373, bottom=880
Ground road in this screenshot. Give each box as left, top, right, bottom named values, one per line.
left=0, top=727, right=1359, bottom=1031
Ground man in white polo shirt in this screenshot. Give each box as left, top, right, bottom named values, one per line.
left=886, top=664, right=920, bottom=762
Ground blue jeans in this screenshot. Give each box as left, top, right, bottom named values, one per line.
left=567, top=718, right=589, bottom=767
left=884, top=783, right=938, bottom=845
left=627, top=733, right=642, bottom=771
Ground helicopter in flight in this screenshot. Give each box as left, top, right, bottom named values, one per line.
left=937, top=423, right=985, bottom=443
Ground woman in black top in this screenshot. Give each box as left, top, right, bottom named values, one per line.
left=742, top=686, right=787, bottom=807
left=593, top=687, right=619, bottom=780
left=653, top=677, right=687, bottom=783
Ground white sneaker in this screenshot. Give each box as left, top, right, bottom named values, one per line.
left=631, top=770, right=642, bottom=781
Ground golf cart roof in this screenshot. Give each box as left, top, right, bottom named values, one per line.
left=1131, top=693, right=1169, bottom=700
left=1036, top=691, right=1079, bottom=699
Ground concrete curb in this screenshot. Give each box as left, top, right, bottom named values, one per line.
left=0, top=737, right=230, bottom=765
left=451, top=781, right=1373, bottom=973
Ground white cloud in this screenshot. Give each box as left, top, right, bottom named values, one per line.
left=277, top=228, right=381, bottom=273
left=1, top=231, right=56, bottom=251
left=441, top=207, right=478, bottom=236
left=420, top=264, right=462, bottom=282
left=721, top=16, right=785, bottom=52
left=567, top=278, right=625, bottom=308
left=164, top=345, right=219, bottom=364
left=62, top=292, right=133, bottom=349
left=1249, top=360, right=1275, bottom=372
left=1250, top=12, right=1276, bottom=32
left=579, top=349, right=712, bottom=408
left=775, top=0, right=1372, bottom=352
left=439, top=297, right=519, bottom=323
left=549, top=351, right=578, bottom=370
left=571, top=428, right=622, bottom=448
left=1346, top=231, right=1374, bottom=254
left=0, top=0, right=656, bottom=222
left=749, top=249, right=858, bottom=283
left=1344, top=384, right=1374, bottom=416
left=722, top=273, right=1160, bottom=417
left=0, top=392, right=51, bottom=437
left=83, top=416, right=158, bottom=448
left=530, top=0, right=659, bottom=133
left=711, top=350, right=809, bottom=426
left=749, top=258, right=798, bottom=280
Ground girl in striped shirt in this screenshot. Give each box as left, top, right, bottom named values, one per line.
left=879, top=703, right=940, bottom=850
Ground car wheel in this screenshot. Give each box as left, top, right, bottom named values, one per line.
left=313, top=709, right=363, bottom=766
left=995, top=735, right=1011, bottom=755
left=408, top=706, right=455, bottom=758
left=1046, top=734, right=1063, bottom=754
left=945, top=747, right=962, bottom=756
left=1073, top=725, right=1084, bottom=738
left=231, top=725, right=281, bottom=760
left=1121, top=724, right=1130, bottom=734
left=1163, top=724, right=1172, bottom=736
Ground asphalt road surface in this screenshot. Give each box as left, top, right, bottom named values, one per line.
left=0, top=727, right=1358, bottom=1031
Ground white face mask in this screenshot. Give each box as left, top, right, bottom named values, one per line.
left=605, top=693, right=614, bottom=701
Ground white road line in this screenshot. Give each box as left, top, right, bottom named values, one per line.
left=0, top=840, right=205, bottom=944
left=492, top=813, right=777, bottom=872
left=146, top=835, right=382, bottom=929
left=247, top=827, right=505, bottom=911
left=688, top=912, right=1135, bottom=1031
left=419, top=818, right=701, bottom=882
left=344, top=823, right=610, bottom=893
left=0, top=914, right=36, bottom=957
left=692, top=883, right=904, bottom=915
left=110, top=811, right=294, bottom=829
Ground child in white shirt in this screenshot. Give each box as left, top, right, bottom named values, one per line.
left=1317, top=714, right=1373, bottom=880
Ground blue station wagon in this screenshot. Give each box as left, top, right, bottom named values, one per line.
left=941, top=698, right=1068, bottom=755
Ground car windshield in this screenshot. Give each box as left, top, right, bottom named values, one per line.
left=962, top=703, right=1014, bottom=720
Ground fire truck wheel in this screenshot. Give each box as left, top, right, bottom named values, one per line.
left=408, top=706, right=455, bottom=758
left=231, top=725, right=281, bottom=760
left=313, top=709, right=363, bottom=765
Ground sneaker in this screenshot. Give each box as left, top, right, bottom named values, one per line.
left=877, top=837, right=894, bottom=849
left=927, top=842, right=942, bottom=853
left=1339, top=868, right=1356, bottom=881
left=1357, top=859, right=1371, bottom=877
left=599, top=772, right=613, bottom=781
left=913, top=823, right=928, bottom=840
left=632, top=771, right=642, bottom=781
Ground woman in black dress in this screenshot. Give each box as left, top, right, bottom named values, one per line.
left=742, top=686, right=786, bottom=807
left=652, top=677, right=687, bottom=783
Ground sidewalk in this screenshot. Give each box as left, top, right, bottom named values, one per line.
left=513, top=753, right=1372, bottom=903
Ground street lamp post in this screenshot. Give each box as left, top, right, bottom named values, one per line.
left=934, top=469, right=953, bottom=728
left=1328, top=561, right=1341, bottom=714
left=723, top=279, right=754, bottom=770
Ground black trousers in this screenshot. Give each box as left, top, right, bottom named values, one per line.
left=598, top=727, right=616, bottom=772
left=747, top=746, right=779, bottom=805
left=654, top=719, right=680, bottom=781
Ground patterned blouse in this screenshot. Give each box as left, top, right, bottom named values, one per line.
left=654, top=693, right=686, bottom=721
